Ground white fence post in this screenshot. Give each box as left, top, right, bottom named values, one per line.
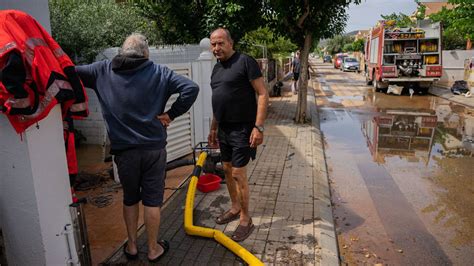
left=0, top=107, right=78, bottom=265
left=191, top=38, right=215, bottom=145
left=0, top=1, right=79, bottom=265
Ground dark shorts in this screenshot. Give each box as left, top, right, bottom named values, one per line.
left=218, top=122, right=256, bottom=168
left=293, top=72, right=300, bottom=81
left=114, top=148, right=166, bottom=207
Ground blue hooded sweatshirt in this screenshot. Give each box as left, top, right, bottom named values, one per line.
left=75, top=55, right=199, bottom=153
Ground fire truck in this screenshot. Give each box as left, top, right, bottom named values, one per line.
left=365, top=20, right=442, bottom=94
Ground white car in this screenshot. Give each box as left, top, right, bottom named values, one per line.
left=341, top=57, right=360, bottom=72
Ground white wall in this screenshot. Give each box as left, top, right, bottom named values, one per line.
left=437, top=50, right=474, bottom=88
left=74, top=88, right=107, bottom=145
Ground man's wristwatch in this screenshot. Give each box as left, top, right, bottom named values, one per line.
left=254, top=125, right=265, bottom=133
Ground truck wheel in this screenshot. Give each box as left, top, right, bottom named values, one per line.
left=418, top=87, right=429, bottom=95
left=365, top=72, right=373, bottom=85
left=373, top=79, right=380, bottom=91
left=373, top=79, right=388, bottom=92
left=418, top=82, right=432, bottom=95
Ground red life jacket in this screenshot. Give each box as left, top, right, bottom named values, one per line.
left=0, top=10, right=88, bottom=133
left=64, top=129, right=78, bottom=175
left=63, top=116, right=78, bottom=176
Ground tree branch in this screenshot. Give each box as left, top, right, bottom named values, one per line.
left=282, top=16, right=298, bottom=36
left=297, top=0, right=310, bottom=29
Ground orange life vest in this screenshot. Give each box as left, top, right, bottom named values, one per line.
left=0, top=10, right=88, bottom=133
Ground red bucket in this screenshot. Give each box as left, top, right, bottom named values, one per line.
left=197, top=173, right=222, bottom=193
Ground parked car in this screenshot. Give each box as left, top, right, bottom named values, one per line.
left=323, top=55, right=332, bottom=63
left=341, top=57, right=360, bottom=72
left=334, top=54, right=348, bottom=69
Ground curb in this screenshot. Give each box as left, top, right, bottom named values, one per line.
left=307, top=87, right=340, bottom=265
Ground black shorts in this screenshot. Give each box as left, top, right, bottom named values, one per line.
left=218, top=122, right=256, bottom=168
left=293, top=72, right=300, bottom=81
left=114, top=148, right=166, bottom=207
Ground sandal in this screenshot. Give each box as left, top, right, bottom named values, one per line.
left=123, top=243, right=138, bottom=260
left=148, top=240, right=170, bottom=263
left=231, top=218, right=255, bottom=242
left=215, top=210, right=240, bottom=224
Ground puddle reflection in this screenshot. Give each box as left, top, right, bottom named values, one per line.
left=363, top=93, right=473, bottom=164
left=320, top=91, right=474, bottom=264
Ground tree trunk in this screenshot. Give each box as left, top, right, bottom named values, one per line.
left=467, top=38, right=472, bottom=50
left=295, top=31, right=312, bottom=123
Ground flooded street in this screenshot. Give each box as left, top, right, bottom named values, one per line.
left=313, top=62, right=474, bottom=265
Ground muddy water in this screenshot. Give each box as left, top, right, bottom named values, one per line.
left=75, top=144, right=106, bottom=171
left=315, top=64, right=474, bottom=265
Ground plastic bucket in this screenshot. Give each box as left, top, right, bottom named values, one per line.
left=197, top=173, right=222, bottom=193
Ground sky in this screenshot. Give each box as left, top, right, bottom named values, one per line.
left=345, top=0, right=419, bottom=33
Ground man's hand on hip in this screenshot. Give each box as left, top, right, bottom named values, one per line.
left=157, top=113, right=172, bottom=128
left=249, top=128, right=263, bottom=148
left=208, top=129, right=218, bottom=148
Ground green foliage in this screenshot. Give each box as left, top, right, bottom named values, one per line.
left=342, top=43, right=353, bottom=53
left=265, top=0, right=358, bottom=49
left=49, top=0, right=158, bottom=64
left=415, top=4, right=426, bottom=20
left=313, top=45, right=324, bottom=57
left=203, top=0, right=264, bottom=42
left=130, top=0, right=206, bottom=44
left=429, top=0, right=473, bottom=48
left=442, top=30, right=466, bottom=50
left=430, top=6, right=469, bottom=49
left=131, top=0, right=264, bottom=44
left=326, top=35, right=354, bottom=55
left=351, top=38, right=365, bottom=52
left=263, top=0, right=360, bottom=122
left=239, top=27, right=297, bottom=58
left=447, top=0, right=474, bottom=41
left=380, top=12, right=415, bottom=28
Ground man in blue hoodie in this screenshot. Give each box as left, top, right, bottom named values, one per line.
left=76, top=33, right=199, bottom=262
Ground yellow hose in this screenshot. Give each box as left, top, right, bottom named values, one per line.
left=184, top=152, right=264, bottom=266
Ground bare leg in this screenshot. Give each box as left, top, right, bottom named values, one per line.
left=223, top=162, right=241, bottom=214
left=123, top=204, right=139, bottom=254
left=145, top=206, right=163, bottom=260
left=233, top=166, right=251, bottom=225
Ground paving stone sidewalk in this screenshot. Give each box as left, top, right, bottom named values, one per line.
left=429, top=86, right=474, bottom=109
left=105, top=84, right=338, bottom=265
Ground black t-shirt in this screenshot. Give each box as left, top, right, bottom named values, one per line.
left=211, top=52, right=262, bottom=123
left=292, top=57, right=300, bottom=73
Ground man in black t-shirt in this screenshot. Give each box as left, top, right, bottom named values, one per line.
left=291, top=50, right=301, bottom=94
left=208, top=28, right=269, bottom=242
left=290, top=50, right=315, bottom=95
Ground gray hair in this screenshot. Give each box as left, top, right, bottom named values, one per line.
left=120, top=33, right=149, bottom=58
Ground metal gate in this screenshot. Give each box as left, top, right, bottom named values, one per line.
left=165, top=63, right=194, bottom=162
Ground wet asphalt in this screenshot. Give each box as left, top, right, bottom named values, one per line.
left=313, top=61, right=474, bottom=265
